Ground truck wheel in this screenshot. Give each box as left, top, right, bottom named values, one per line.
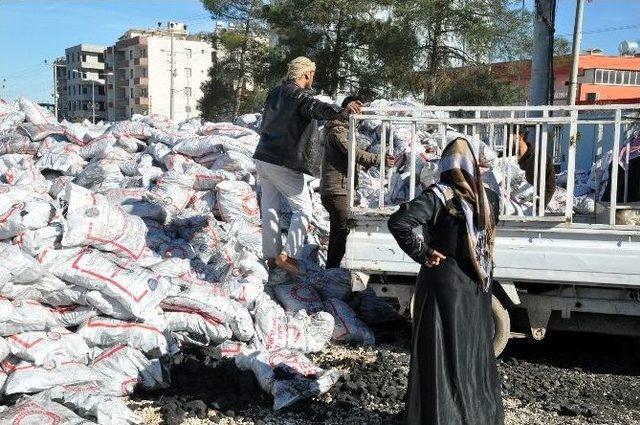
left=492, top=295, right=510, bottom=357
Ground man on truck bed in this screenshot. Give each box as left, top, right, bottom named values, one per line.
left=320, top=95, right=394, bottom=268
left=510, top=126, right=556, bottom=207
left=253, top=56, right=362, bottom=275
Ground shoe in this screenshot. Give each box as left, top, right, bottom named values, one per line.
left=276, top=253, right=301, bottom=275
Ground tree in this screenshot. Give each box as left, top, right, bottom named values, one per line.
left=198, top=29, right=271, bottom=120
left=262, top=0, right=417, bottom=98
left=395, top=0, right=532, bottom=102
left=201, top=0, right=269, bottom=118
left=425, top=65, right=524, bottom=105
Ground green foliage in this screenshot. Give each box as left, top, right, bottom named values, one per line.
left=425, top=66, right=524, bottom=106
left=199, top=0, right=540, bottom=111
left=261, top=0, right=418, bottom=97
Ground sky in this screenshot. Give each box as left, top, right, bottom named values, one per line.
left=1, top=0, right=639, bottom=103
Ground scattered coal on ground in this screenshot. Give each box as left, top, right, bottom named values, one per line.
left=132, top=323, right=640, bottom=425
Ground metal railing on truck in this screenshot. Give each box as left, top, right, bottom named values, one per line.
left=346, top=104, right=640, bottom=227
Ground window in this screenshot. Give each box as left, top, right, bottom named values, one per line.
left=140, top=49, right=146, bottom=57
left=72, top=101, right=76, bottom=111
left=83, top=102, right=88, bottom=111
left=98, top=86, right=105, bottom=95
left=185, top=68, right=192, bottom=77
left=68, top=101, right=71, bottom=111
left=141, top=68, right=147, bottom=77
left=82, top=54, right=86, bottom=62
left=130, top=88, right=134, bottom=98
left=66, top=54, right=70, bottom=62
left=67, top=70, right=71, bottom=79
left=185, top=48, right=192, bottom=58
left=83, top=86, right=88, bottom=95
left=130, top=69, right=133, bottom=79
left=77, top=52, right=80, bottom=62
left=129, top=50, right=133, bottom=59
left=201, top=49, right=205, bottom=54
left=78, top=84, right=81, bottom=94
left=184, top=87, right=192, bottom=97
left=98, top=53, right=104, bottom=62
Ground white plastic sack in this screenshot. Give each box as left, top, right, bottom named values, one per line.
left=77, top=316, right=169, bottom=356
left=161, top=287, right=254, bottom=341
left=253, top=298, right=334, bottom=353
left=323, top=298, right=375, bottom=345
left=0, top=298, right=57, bottom=336
left=3, top=354, right=99, bottom=394
left=236, top=348, right=341, bottom=410
left=18, top=97, right=57, bottom=125
left=216, top=180, right=260, bottom=224
left=0, top=242, right=46, bottom=283
left=42, top=248, right=171, bottom=320
left=7, top=328, right=91, bottom=365
left=165, top=311, right=232, bottom=347
left=40, top=383, right=142, bottom=425
left=50, top=304, right=98, bottom=327
left=90, top=344, right=166, bottom=396
left=62, top=184, right=148, bottom=260
left=0, top=396, right=96, bottom=424
left=274, top=283, right=324, bottom=313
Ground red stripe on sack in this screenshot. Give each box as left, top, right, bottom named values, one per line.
left=71, top=249, right=149, bottom=302
left=324, top=299, right=351, bottom=341
left=162, top=304, right=224, bottom=325
left=8, top=335, right=44, bottom=349
left=86, top=318, right=162, bottom=334
left=91, top=344, right=128, bottom=364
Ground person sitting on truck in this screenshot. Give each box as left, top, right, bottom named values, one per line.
left=320, top=95, right=394, bottom=269
left=509, top=126, right=556, bottom=207
left=253, top=56, right=363, bottom=275
left=387, top=136, right=504, bottom=425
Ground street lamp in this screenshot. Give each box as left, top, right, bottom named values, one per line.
left=104, top=72, right=114, bottom=122
left=72, top=69, right=107, bottom=124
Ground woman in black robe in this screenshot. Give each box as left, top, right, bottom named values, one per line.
left=388, top=137, right=504, bottom=425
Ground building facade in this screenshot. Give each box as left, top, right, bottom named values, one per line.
left=106, top=22, right=213, bottom=122
left=64, top=44, right=107, bottom=122
left=491, top=50, right=640, bottom=105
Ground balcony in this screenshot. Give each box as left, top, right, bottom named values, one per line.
left=81, top=61, right=105, bottom=70
left=134, top=77, right=148, bottom=85
left=135, top=97, right=149, bottom=106
left=133, top=57, right=148, bottom=66
left=115, top=59, right=129, bottom=68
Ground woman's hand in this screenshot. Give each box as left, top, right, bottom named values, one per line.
left=424, top=250, right=446, bottom=267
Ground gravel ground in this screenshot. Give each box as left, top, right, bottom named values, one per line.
left=132, top=323, right=640, bottom=425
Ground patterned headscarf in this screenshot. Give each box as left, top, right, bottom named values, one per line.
left=432, top=136, right=495, bottom=291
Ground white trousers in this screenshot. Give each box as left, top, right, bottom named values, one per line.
left=255, top=159, right=313, bottom=260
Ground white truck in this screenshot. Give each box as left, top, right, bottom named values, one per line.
left=343, top=104, right=640, bottom=355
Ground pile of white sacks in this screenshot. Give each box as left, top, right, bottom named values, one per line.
left=0, top=97, right=383, bottom=422
left=353, top=99, right=599, bottom=216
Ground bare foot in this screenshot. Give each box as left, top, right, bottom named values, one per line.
left=276, top=253, right=301, bottom=275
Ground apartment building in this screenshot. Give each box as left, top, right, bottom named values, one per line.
left=106, top=22, right=213, bottom=122
left=64, top=44, right=107, bottom=122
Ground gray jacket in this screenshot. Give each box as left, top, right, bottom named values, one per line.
left=320, top=119, right=379, bottom=196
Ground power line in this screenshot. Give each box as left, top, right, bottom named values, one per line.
left=560, top=22, right=640, bottom=37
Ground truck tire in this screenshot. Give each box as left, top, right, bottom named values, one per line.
left=492, top=295, right=510, bottom=357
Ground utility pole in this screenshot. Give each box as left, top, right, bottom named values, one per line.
left=53, top=62, right=58, bottom=120
left=528, top=0, right=556, bottom=106
left=568, top=0, right=585, bottom=106
left=91, top=79, right=95, bottom=124
left=169, top=25, right=175, bottom=121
